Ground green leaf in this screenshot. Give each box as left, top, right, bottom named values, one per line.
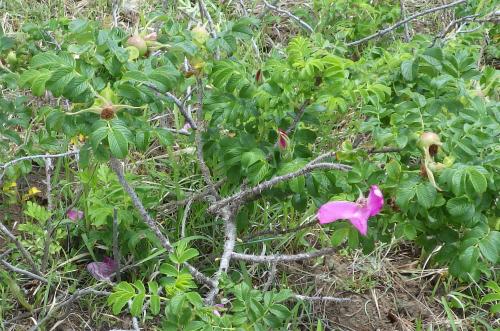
left=330, top=226, right=349, bottom=246
left=130, top=293, right=145, bottom=316
left=269, top=304, right=290, bottom=320
left=401, top=60, right=417, bottom=81
left=467, top=168, right=487, bottom=194
left=416, top=183, right=436, bottom=209
left=481, top=293, right=500, bottom=304
left=446, top=196, right=471, bottom=216
left=108, top=128, right=128, bottom=158
left=178, top=248, right=199, bottom=263
left=479, top=234, right=498, bottom=263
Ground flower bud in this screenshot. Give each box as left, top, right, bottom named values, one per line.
left=126, top=35, right=148, bottom=56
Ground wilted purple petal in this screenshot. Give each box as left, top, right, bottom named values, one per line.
left=212, top=303, right=225, bottom=317
left=317, top=186, right=384, bottom=236
left=367, top=185, right=384, bottom=216
left=87, top=256, right=118, bottom=281
left=67, top=209, right=83, bottom=221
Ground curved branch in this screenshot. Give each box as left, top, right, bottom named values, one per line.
left=208, top=161, right=350, bottom=213
left=346, top=0, right=467, bottom=47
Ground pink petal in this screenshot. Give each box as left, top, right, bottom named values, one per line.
left=317, top=201, right=370, bottom=236
left=317, top=201, right=362, bottom=224
left=87, top=257, right=118, bottom=281
left=366, top=185, right=384, bottom=216
left=67, top=209, right=83, bottom=221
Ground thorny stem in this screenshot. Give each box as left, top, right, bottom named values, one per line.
left=204, top=209, right=237, bottom=305
left=109, top=158, right=215, bottom=288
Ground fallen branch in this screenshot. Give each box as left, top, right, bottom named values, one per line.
left=109, top=158, right=214, bottom=288
left=231, top=247, right=336, bottom=263
left=346, top=0, right=467, bottom=47
left=262, top=0, right=314, bottom=34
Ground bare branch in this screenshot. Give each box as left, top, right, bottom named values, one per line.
left=208, top=161, right=351, bottom=213
left=144, top=83, right=198, bottom=130
left=109, top=158, right=214, bottom=288
left=0, top=259, right=48, bottom=283
left=41, top=158, right=54, bottom=273
left=0, top=150, right=79, bottom=184
left=262, top=0, right=314, bottom=34
left=244, top=218, right=318, bottom=241
left=346, top=0, right=467, bottom=47
left=204, top=210, right=237, bottom=304
left=399, top=0, right=411, bottom=42
left=292, top=294, right=351, bottom=303
left=0, top=221, right=41, bottom=275
left=285, top=101, right=309, bottom=136
left=231, top=247, right=336, bottom=263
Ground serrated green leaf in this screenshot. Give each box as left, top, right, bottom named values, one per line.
left=178, top=248, right=199, bottom=263
left=446, top=196, right=471, bottom=216
left=130, top=293, right=145, bottom=316
left=479, top=235, right=498, bottom=263
left=416, top=183, right=436, bottom=209
left=108, top=128, right=128, bottom=158
left=401, top=60, right=417, bottom=81
left=467, top=168, right=487, bottom=194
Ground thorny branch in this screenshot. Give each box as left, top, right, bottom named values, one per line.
left=144, top=83, right=198, bottom=130
left=208, top=161, right=351, bottom=213
left=204, top=210, right=237, bottom=304
left=0, top=150, right=79, bottom=185
left=109, top=158, right=215, bottom=288
left=346, top=0, right=467, bottom=46
left=262, top=0, right=314, bottom=34
left=0, top=258, right=48, bottom=283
